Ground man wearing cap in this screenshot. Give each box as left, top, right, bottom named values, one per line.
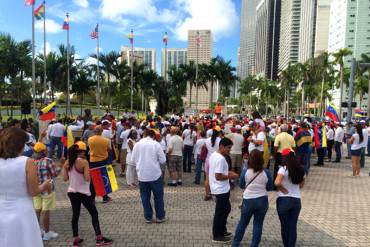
left=333, top=122, right=344, bottom=163
left=32, top=142, right=64, bottom=241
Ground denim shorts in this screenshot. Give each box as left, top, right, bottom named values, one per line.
left=351, top=149, right=361, bottom=157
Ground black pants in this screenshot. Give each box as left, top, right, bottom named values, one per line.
left=68, top=192, right=101, bottom=237
left=317, top=148, right=326, bottom=166
left=212, top=192, right=231, bottom=238
left=327, top=140, right=334, bottom=160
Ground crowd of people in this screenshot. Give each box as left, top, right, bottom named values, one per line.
left=0, top=109, right=370, bottom=247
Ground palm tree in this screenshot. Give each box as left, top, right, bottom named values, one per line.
left=71, top=63, right=95, bottom=115
left=180, top=61, right=196, bottom=108
left=167, top=65, right=187, bottom=111
left=238, top=75, right=258, bottom=114
left=360, top=54, right=370, bottom=117
left=280, top=62, right=299, bottom=116
left=39, top=52, right=62, bottom=101
left=333, top=48, right=352, bottom=119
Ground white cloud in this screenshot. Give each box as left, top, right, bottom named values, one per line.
left=85, top=56, right=97, bottom=65
left=48, top=3, right=96, bottom=24
left=37, top=42, right=53, bottom=56
left=73, top=0, right=89, bottom=8
left=35, top=19, right=62, bottom=34
left=173, top=0, right=239, bottom=41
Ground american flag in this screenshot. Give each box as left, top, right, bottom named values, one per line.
left=90, top=24, right=99, bottom=39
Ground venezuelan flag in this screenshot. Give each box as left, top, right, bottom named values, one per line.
left=62, top=14, right=69, bottom=30
left=163, top=32, right=168, bottom=45
left=39, top=101, right=56, bottom=121
left=314, top=124, right=327, bottom=149
left=128, top=29, right=133, bottom=44
left=34, top=2, right=45, bottom=20
left=263, top=137, right=269, bottom=168
left=90, top=165, right=119, bottom=196
left=295, top=129, right=312, bottom=147
left=325, top=102, right=340, bottom=122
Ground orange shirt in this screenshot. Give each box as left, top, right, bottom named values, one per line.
left=215, top=104, right=222, bottom=114
left=88, top=135, right=109, bottom=162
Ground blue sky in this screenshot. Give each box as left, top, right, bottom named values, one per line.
left=0, top=0, right=241, bottom=74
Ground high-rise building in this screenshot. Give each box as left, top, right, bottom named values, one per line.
left=278, top=0, right=301, bottom=71
left=161, top=48, right=187, bottom=78
left=298, top=0, right=317, bottom=63
left=238, top=0, right=258, bottom=80
left=185, top=30, right=212, bottom=109
left=314, top=0, right=331, bottom=57
left=121, top=46, right=156, bottom=70
left=328, top=0, right=370, bottom=114
left=255, top=0, right=281, bottom=79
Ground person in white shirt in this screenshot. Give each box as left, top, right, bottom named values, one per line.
left=326, top=124, right=335, bottom=162
left=209, top=137, right=239, bottom=243
left=131, top=129, right=167, bottom=223
left=360, top=122, right=368, bottom=168
left=248, top=122, right=265, bottom=153
left=334, top=123, right=344, bottom=162
left=274, top=150, right=305, bottom=247
left=115, top=119, right=124, bottom=163
left=348, top=124, right=364, bottom=176
left=182, top=124, right=197, bottom=173
left=367, top=124, right=370, bottom=156
left=126, top=130, right=138, bottom=188
left=119, top=123, right=131, bottom=177
left=194, top=131, right=207, bottom=184
left=226, top=126, right=244, bottom=175
left=48, top=119, right=65, bottom=159
left=167, top=127, right=184, bottom=186
left=232, top=150, right=273, bottom=247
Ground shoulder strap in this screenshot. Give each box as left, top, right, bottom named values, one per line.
left=245, top=170, right=262, bottom=188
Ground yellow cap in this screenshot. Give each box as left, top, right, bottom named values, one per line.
left=214, top=125, right=222, bottom=132
left=75, top=141, right=87, bottom=151
left=34, top=142, right=47, bottom=152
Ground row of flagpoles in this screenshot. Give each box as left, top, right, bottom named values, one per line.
left=25, top=0, right=202, bottom=117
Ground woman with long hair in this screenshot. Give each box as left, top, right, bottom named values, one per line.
left=203, top=127, right=222, bottom=200
left=232, top=150, right=273, bottom=247
left=182, top=123, right=197, bottom=173
left=349, top=124, right=363, bottom=176
left=63, top=142, right=113, bottom=247
left=274, top=150, right=305, bottom=247
left=0, top=127, right=52, bottom=247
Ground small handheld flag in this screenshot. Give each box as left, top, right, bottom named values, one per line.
left=90, top=24, right=99, bottom=39
left=163, top=32, right=168, bottom=46
left=90, top=165, right=119, bottom=196
left=325, top=102, right=340, bottom=122
left=25, top=0, right=35, bottom=6
left=128, top=29, right=134, bottom=45
left=34, top=2, right=45, bottom=20
left=39, top=101, right=56, bottom=121
left=62, top=13, right=69, bottom=30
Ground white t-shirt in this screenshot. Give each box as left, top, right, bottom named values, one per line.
left=182, top=129, right=196, bottom=146
left=361, top=129, right=369, bottom=148
left=209, top=152, right=230, bottom=195
left=228, top=133, right=244, bottom=155
left=49, top=122, right=65, bottom=137
left=120, top=129, right=131, bottom=150
left=351, top=133, right=362, bottom=150
left=248, top=132, right=265, bottom=152
left=277, top=166, right=301, bottom=198
left=168, top=135, right=183, bottom=156
left=205, top=137, right=221, bottom=161
left=334, top=127, right=344, bottom=142
left=194, top=138, right=206, bottom=158
left=206, top=129, right=213, bottom=138
left=243, top=169, right=269, bottom=199
left=326, top=129, right=334, bottom=140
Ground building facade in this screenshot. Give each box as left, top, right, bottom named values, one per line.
left=314, top=0, right=331, bottom=57
left=161, top=48, right=187, bottom=79
left=185, top=30, right=213, bottom=109
left=298, top=0, right=317, bottom=63
left=121, top=46, right=156, bottom=71
left=278, top=0, right=301, bottom=70
left=238, top=0, right=258, bottom=80
left=328, top=0, right=370, bottom=115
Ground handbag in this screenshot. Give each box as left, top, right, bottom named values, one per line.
left=199, top=144, right=208, bottom=162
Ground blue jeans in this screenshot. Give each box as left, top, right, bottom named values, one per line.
left=49, top=136, right=63, bottom=159
left=296, top=152, right=309, bottom=175
left=232, top=196, right=269, bottom=247
left=183, top=145, right=193, bottom=172
left=194, top=156, right=203, bottom=184
left=277, top=197, right=302, bottom=247
left=139, top=177, right=165, bottom=221
left=367, top=139, right=370, bottom=156
left=334, top=141, right=342, bottom=162
left=360, top=147, right=365, bottom=168
left=347, top=142, right=351, bottom=158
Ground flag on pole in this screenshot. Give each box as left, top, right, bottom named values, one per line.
left=39, top=101, right=56, bottom=121
left=163, top=32, right=168, bottom=46
left=90, top=24, right=99, bottom=39
left=325, top=102, right=340, bottom=122
left=34, top=2, right=45, bottom=20
left=128, top=29, right=134, bottom=45
left=62, top=13, right=69, bottom=30
left=25, top=0, right=35, bottom=5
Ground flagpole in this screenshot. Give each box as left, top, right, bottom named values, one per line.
left=66, top=13, right=71, bottom=117
left=130, top=30, right=134, bottom=112
left=31, top=3, right=37, bottom=118
left=43, top=1, right=47, bottom=103
left=96, top=24, right=101, bottom=116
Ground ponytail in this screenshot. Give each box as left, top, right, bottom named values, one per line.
left=284, top=152, right=304, bottom=184
left=67, top=144, right=79, bottom=171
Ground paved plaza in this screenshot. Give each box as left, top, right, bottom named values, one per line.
left=46, top=156, right=370, bottom=247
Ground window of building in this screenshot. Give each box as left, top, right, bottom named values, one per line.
left=350, top=14, right=355, bottom=17
left=349, top=30, right=354, bottom=32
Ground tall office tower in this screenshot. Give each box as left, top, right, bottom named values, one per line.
left=255, top=0, right=281, bottom=79
left=121, top=46, right=156, bottom=70
left=278, top=0, right=301, bottom=71
left=328, top=0, right=370, bottom=112
left=238, top=0, right=258, bottom=80
left=161, top=48, right=187, bottom=78
left=314, top=0, right=331, bottom=57
left=186, top=30, right=212, bottom=109
left=298, top=0, right=317, bottom=63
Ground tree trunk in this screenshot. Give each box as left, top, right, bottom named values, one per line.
left=19, top=71, right=23, bottom=108
left=339, top=66, right=344, bottom=119
left=107, top=73, right=112, bottom=109
left=80, top=93, right=84, bottom=116
left=189, top=83, right=192, bottom=108
left=209, top=81, right=214, bottom=107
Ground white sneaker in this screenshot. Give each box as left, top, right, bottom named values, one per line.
left=43, top=231, right=58, bottom=241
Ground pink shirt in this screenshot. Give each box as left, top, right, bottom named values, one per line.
left=67, top=160, right=91, bottom=196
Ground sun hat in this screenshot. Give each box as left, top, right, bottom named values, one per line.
left=34, top=142, right=47, bottom=153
